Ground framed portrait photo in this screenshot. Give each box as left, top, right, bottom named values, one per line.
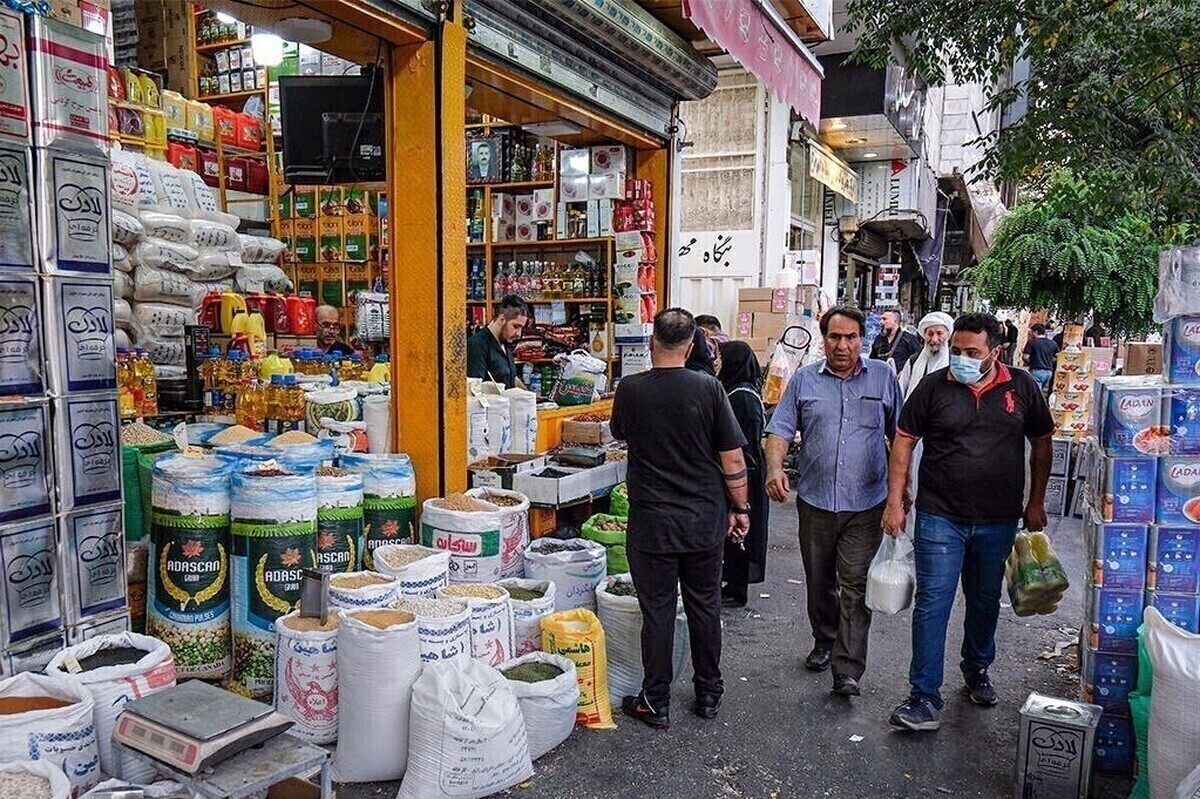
left=468, top=138, right=502, bottom=183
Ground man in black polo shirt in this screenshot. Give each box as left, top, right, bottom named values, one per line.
left=466, top=295, right=528, bottom=389
left=1022, top=323, right=1059, bottom=395
left=881, top=312, right=1054, bottom=731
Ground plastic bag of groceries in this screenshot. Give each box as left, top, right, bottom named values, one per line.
left=1005, top=531, right=1070, bottom=616
left=865, top=533, right=915, bottom=615
left=550, top=349, right=607, bottom=406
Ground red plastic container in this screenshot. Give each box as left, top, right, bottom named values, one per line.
left=236, top=113, right=262, bottom=151
left=246, top=158, right=268, bottom=195
left=199, top=291, right=223, bottom=331
left=213, top=106, right=238, bottom=147
left=244, top=292, right=265, bottom=317
left=198, top=147, right=220, bottom=187
left=225, top=157, right=248, bottom=192
left=264, top=293, right=289, bottom=334
left=287, top=294, right=316, bottom=336
left=167, top=141, right=198, bottom=173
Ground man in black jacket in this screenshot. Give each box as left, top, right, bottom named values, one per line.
left=870, top=309, right=921, bottom=371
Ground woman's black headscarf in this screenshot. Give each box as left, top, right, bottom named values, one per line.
left=685, top=326, right=716, bottom=376
left=718, top=340, right=762, bottom=392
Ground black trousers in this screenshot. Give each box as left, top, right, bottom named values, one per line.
left=627, top=544, right=724, bottom=710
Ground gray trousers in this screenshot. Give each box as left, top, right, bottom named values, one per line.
left=797, top=499, right=885, bottom=680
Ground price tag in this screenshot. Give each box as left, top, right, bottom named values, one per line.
left=227, top=251, right=244, bottom=268
left=63, top=653, right=82, bottom=674
left=172, top=422, right=189, bottom=452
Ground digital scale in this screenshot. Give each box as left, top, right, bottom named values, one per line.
left=113, top=681, right=294, bottom=774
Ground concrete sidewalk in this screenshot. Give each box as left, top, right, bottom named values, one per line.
left=341, top=503, right=1132, bottom=799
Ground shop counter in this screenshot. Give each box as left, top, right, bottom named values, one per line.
left=535, top=398, right=613, bottom=451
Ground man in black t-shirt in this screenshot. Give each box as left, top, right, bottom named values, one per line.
left=610, top=308, right=750, bottom=728
left=870, top=309, right=921, bottom=371
left=881, top=313, right=1054, bottom=732
left=1022, top=323, right=1059, bottom=395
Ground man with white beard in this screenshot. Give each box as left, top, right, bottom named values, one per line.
left=898, top=312, right=954, bottom=401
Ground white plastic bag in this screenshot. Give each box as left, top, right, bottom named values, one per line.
left=273, top=612, right=339, bottom=745
left=501, top=651, right=579, bottom=761
left=1146, top=606, right=1200, bottom=799
left=110, top=209, right=144, bottom=245
left=132, top=302, right=194, bottom=339
left=333, top=609, right=422, bottom=783
left=0, top=672, right=100, bottom=796
left=437, top=584, right=515, bottom=667
left=0, top=760, right=71, bottom=799
left=189, top=219, right=240, bottom=252
left=550, top=349, right=607, bottom=405
left=362, top=393, right=392, bottom=454
left=497, top=578, right=555, bottom=656
left=133, top=264, right=203, bottom=307
left=524, top=538, right=608, bottom=612
left=114, top=298, right=132, bottom=330
left=328, top=571, right=401, bottom=609
left=113, top=269, right=133, bottom=300
left=398, top=659, right=534, bottom=799
left=138, top=213, right=192, bottom=244
left=239, top=234, right=287, bottom=263
left=1179, top=762, right=1200, bottom=799
left=595, top=575, right=689, bottom=706
left=371, top=544, right=451, bottom=598
left=395, top=595, right=472, bottom=668
left=865, top=534, right=915, bottom=615
left=504, top=388, right=538, bottom=455
left=235, top=263, right=292, bottom=294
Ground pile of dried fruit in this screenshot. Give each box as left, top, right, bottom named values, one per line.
left=571, top=412, right=610, bottom=422
left=533, top=468, right=572, bottom=479
left=478, top=492, right=522, bottom=507
left=592, top=518, right=627, bottom=532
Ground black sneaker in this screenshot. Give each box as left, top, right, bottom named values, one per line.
left=622, top=693, right=670, bottom=729
left=692, top=692, right=722, bottom=719
left=964, top=669, right=998, bottom=706
left=888, top=696, right=942, bottom=731
left=832, top=674, right=861, bottom=697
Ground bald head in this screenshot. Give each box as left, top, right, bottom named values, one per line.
left=316, top=305, right=341, bottom=347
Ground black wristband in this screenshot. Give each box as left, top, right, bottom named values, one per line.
left=730, top=505, right=751, bottom=515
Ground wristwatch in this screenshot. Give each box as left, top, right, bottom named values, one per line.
left=730, top=505, right=751, bottom=515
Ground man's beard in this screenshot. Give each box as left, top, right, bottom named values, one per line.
left=925, top=344, right=943, bottom=356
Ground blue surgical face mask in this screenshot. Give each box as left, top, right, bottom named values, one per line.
left=949, top=353, right=985, bottom=384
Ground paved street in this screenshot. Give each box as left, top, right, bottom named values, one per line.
left=341, top=502, right=1133, bottom=799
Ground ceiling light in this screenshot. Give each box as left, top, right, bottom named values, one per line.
left=523, top=120, right=584, bottom=137
left=827, top=120, right=848, bottom=130
left=274, top=17, right=333, bottom=44
left=863, top=152, right=878, bottom=158
left=214, top=11, right=237, bottom=24
left=251, top=33, right=285, bottom=67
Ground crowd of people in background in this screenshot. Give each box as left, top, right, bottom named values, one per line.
left=610, top=303, right=1057, bottom=733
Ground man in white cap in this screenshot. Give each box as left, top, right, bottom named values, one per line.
left=898, top=312, right=954, bottom=401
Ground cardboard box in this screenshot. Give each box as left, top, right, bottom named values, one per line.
left=613, top=323, right=652, bottom=343
left=293, top=218, right=316, bottom=263
left=48, top=0, right=82, bottom=27
left=514, top=194, right=534, bottom=227
left=293, top=187, right=316, bottom=218
left=620, top=344, right=651, bottom=375
left=588, top=172, right=626, bottom=200
left=513, top=466, right=593, bottom=506
left=532, top=189, right=553, bottom=222
left=559, top=148, right=590, bottom=177
left=735, top=312, right=753, bottom=338
left=592, top=145, right=628, bottom=174
left=318, top=217, right=343, bottom=262
left=752, top=313, right=789, bottom=339
left=559, top=175, right=589, bottom=203
left=468, top=454, right=548, bottom=490
left=1124, top=343, right=1163, bottom=376
left=589, top=460, right=627, bottom=493
left=318, top=187, right=343, bottom=216
left=739, top=299, right=774, bottom=314
left=561, top=419, right=614, bottom=446
left=342, top=215, right=376, bottom=263
left=739, top=288, right=773, bottom=302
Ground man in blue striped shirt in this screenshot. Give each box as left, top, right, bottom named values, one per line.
left=765, top=306, right=902, bottom=697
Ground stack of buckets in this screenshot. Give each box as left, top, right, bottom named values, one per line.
left=1080, top=246, right=1200, bottom=780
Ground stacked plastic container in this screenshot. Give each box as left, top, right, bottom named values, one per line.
left=0, top=12, right=129, bottom=677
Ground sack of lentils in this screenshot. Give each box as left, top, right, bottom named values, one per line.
left=315, top=467, right=363, bottom=573
left=147, top=453, right=233, bottom=680
left=229, top=465, right=318, bottom=699
left=497, top=578, right=556, bottom=656
left=340, top=453, right=417, bottom=571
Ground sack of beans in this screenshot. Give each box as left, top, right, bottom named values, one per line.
left=314, top=467, right=364, bottom=573
left=47, top=633, right=176, bottom=783
left=398, top=659, right=533, bottom=799
left=333, top=609, right=421, bottom=783
left=539, top=608, right=616, bottom=729
left=328, top=571, right=401, bottom=610
left=147, top=454, right=233, bottom=680
left=497, top=578, right=555, bottom=656
left=371, top=544, right=449, bottom=598
left=581, top=514, right=629, bottom=574
left=339, top=453, right=417, bottom=571
left=229, top=466, right=318, bottom=699
left=501, top=652, right=580, bottom=760
left=596, top=575, right=690, bottom=706
left=420, top=493, right=512, bottom=583
left=0, top=672, right=100, bottom=796
left=465, top=487, right=531, bottom=578
left=273, top=612, right=339, bottom=745
left=524, top=538, right=607, bottom=612
left=437, top=583, right=515, bottom=667
left=395, top=595, right=471, bottom=667
left=0, top=760, right=71, bottom=799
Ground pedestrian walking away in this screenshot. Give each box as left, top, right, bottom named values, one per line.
left=1022, top=323, right=1059, bottom=395
left=882, top=312, right=1055, bottom=732
left=764, top=306, right=902, bottom=699
left=717, top=340, right=770, bottom=608
left=610, top=307, right=750, bottom=729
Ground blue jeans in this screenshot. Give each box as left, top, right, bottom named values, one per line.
left=909, top=512, right=1018, bottom=708
left=1030, top=369, right=1053, bottom=394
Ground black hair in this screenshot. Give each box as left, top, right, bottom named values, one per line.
left=694, top=314, right=722, bottom=332
left=881, top=308, right=902, bottom=321
left=496, top=295, right=528, bottom=320
left=653, top=307, right=696, bottom=350
left=955, top=312, right=1005, bottom=348
left=819, top=305, right=866, bottom=336
left=1031, top=323, right=1047, bottom=335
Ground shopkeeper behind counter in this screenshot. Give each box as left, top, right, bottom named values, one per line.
left=317, top=305, right=356, bottom=357
left=467, top=295, right=528, bottom=389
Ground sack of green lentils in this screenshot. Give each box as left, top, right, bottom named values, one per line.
left=229, top=466, right=317, bottom=699
left=147, top=454, right=234, bottom=680
left=581, top=514, right=628, bottom=574
left=340, top=453, right=417, bottom=571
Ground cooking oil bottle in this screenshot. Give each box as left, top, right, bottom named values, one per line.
left=221, top=351, right=245, bottom=414
left=198, top=348, right=220, bottom=415
left=263, top=374, right=283, bottom=434
left=133, top=347, right=157, bottom=417
left=281, top=374, right=305, bottom=432
left=116, top=349, right=136, bottom=419
left=341, top=353, right=366, bottom=381
left=368, top=354, right=390, bottom=383
left=235, top=377, right=265, bottom=431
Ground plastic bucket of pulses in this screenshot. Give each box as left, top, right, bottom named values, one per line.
left=147, top=454, right=233, bottom=680
left=339, top=453, right=416, bottom=571
left=229, top=468, right=318, bottom=699
left=1156, top=456, right=1200, bottom=527
left=315, top=468, right=363, bottom=573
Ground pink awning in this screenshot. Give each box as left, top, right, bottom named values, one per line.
left=683, top=0, right=823, bottom=125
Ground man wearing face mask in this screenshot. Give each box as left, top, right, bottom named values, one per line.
left=898, top=312, right=954, bottom=401
left=881, top=312, right=1054, bottom=731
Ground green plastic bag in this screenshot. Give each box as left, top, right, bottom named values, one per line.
left=124, top=441, right=175, bottom=541
left=1128, top=624, right=1154, bottom=799
left=136, top=446, right=176, bottom=543
left=582, top=514, right=628, bottom=574
left=610, top=483, right=628, bottom=518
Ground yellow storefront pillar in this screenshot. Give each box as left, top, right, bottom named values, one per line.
left=388, top=21, right=467, bottom=502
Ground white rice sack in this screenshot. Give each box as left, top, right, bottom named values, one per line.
left=134, top=238, right=199, bottom=270
left=189, top=250, right=238, bottom=281
left=192, top=279, right=233, bottom=307
left=114, top=298, right=133, bottom=330
left=190, top=219, right=240, bottom=252
left=148, top=158, right=194, bottom=217
left=372, top=544, right=450, bottom=599
left=115, top=329, right=132, bottom=350
left=240, top=234, right=288, bottom=263
left=111, top=210, right=143, bottom=245
left=108, top=148, right=142, bottom=212
left=134, top=264, right=203, bottom=307
left=132, top=303, right=194, bottom=339
left=273, top=612, right=339, bottom=745
left=394, top=595, right=471, bottom=668
left=180, top=171, right=240, bottom=228
left=328, top=571, right=402, bottom=610
left=154, top=365, right=185, bottom=380
left=0, top=760, right=71, bottom=799
left=235, top=263, right=293, bottom=294
left=0, top=672, right=100, bottom=796
left=501, top=651, right=579, bottom=761
left=437, top=583, right=515, bottom=667
left=1146, top=606, right=1200, bottom=799
left=140, top=337, right=185, bottom=367
left=112, top=243, right=133, bottom=273
left=113, top=269, right=134, bottom=300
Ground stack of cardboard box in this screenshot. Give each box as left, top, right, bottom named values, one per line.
left=133, top=0, right=193, bottom=94
left=734, top=285, right=820, bottom=362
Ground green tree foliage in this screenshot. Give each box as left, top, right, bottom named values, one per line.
left=963, top=172, right=1187, bottom=335
left=844, top=0, right=1200, bottom=224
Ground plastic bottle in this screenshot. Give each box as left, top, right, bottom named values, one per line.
left=235, top=378, right=265, bottom=431
left=116, top=349, right=136, bottom=419
left=245, top=309, right=268, bottom=358
left=199, top=347, right=221, bottom=414
left=324, top=354, right=341, bottom=383
left=263, top=374, right=283, bottom=434
left=222, top=351, right=245, bottom=413
left=221, top=290, right=247, bottom=333
left=260, top=350, right=292, bottom=381
left=281, top=374, right=304, bottom=432
left=133, top=347, right=157, bottom=417
left=368, top=354, right=390, bottom=383
left=341, top=353, right=365, bottom=381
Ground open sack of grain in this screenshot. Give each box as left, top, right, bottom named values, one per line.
left=371, top=544, right=450, bottom=598
left=437, top=583, right=515, bottom=667
left=395, top=595, right=472, bottom=668
left=524, top=538, right=607, bottom=612
left=0, top=672, right=100, bottom=795
left=420, top=492, right=527, bottom=583
left=500, top=652, right=579, bottom=761
left=328, top=571, right=401, bottom=609
left=497, top=578, right=556, bottom=656
left=274, top=612, right=340, bottom=745
left=596, top=575, right=690, bottom=706
left=0, top=760, right=71, bottom=799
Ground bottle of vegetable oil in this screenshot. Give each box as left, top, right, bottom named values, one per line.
left=116, top=349, right=136, bottom=419
left=281, top=374, right=305, bottom=432
left=264, top=374, right=284, bottom=434
left=133, top=347, right=157, bottom=417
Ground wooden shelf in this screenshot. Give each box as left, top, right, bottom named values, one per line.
left=491, top=237, right=612, bottom=247
left=196, top=38, right=251, bottom=52
left=199, top=89, right=265, bottom=102
left=467, top=180, right=555, bottom=190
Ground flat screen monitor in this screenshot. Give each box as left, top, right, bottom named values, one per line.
left=279, top=74, right=385, bottom=184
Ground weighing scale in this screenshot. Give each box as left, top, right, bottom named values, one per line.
left=113, top=681, right=294, bottom=775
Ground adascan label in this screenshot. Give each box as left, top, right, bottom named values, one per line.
left=361, top=496, right=415, bottom=571
left=316, top=506, right=362, bottom=573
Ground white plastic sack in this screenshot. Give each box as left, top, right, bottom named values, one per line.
left=421, top=497, right=512, bottom=584
left=1179, top=763, right=1200, bottom=799
left=0, top=760, right=71, bottom=799
left=465, top=488, right=530, bottom=579
left=1156, top=246, right=1200, bottom=323
left=113, top=269, right=133, bottom=300
left=137, top=213, right=191, bottom=244
left=133, top=264, right=202, bottom=307
left=524, top=538, right=608, bottom=612
left=395, top=596, right=472, bottom=668
left=110, top=209, right=144, bottom=245
left=865, top=534, right=915, bottom=615
left=437, top=584, right=515, bottom=667
left=372, top=544, right=450, bottom=598
left=595, top=575, right=689, bottom=706
left=467, top=395, right=489, bottom=463
left=235, top=263, right=292, bottom=294
left=132, top=303, right=193, bottom=339
left=333, top=609, right=421, bottom=783
left=115, top=329, right=132, bottom=350
left=497, top=578, right=555, bottom=656
left=0, top=672, right=99, bottom=796
left=46, top=633, right=176, bottom=783
left=274, top=612, right=339, bottom=745
left=501, top=651, right=579, bottom=761
left=398, top=659, right=534, bottom=799
left=363, top=393, right=392, bottom=454
left=1147, top=606, right=1200, bottom=799
left=304, top=385, right=359, bottom=434
left=108, top=149, right=142, bottom=213
left=180, top=171, right=240, bottom=229
left=113, top=245, right=132, bottom=273
left=504, top=388, right=538, bottom=455
left=189, top=219, right=240, bottom=252
left=139, top=337, right=185, bottom=367
left=147, top=159, right=194, bottom=217
left=133, top=240, right=200, bottom=275
left=328, top=571, right=401, bottom=609
left=114, top=298, right=132, bottom=330
left=239, top=234, right=288, bottom=263
left=483, top=395, right=511, bottom=456
left=82, top=778, right=191, bottom=798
